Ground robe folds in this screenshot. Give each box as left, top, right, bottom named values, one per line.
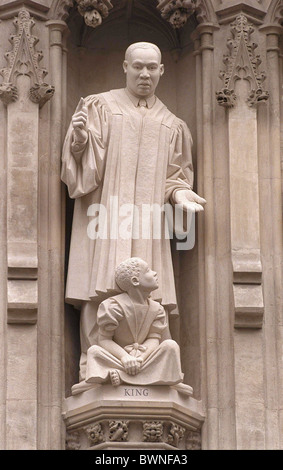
left=61, top=88, right=194, bottom=313
left=85, top=293, right=184, bottom=386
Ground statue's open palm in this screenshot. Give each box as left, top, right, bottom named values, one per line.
left=174, top=189, right=206, bottom=213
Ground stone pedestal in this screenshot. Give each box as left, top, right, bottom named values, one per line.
left=63, top=385, right=204, bottom=450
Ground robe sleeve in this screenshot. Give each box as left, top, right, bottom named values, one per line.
left=61, top=94, right=109, bottom=199
left=165, top=119, right=194, bottom=203
left=147, top=306, right=168, bottom=340
left=97, top=298, right=124, bottom=339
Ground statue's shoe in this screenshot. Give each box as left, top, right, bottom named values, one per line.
left=171, top=383, right=193, bottom=396
left=71, top=380, right=99, bottom=396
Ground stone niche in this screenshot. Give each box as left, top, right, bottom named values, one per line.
left=63, top=0, right=203, bottom=449
left=65, top=0, right=200, bottom=395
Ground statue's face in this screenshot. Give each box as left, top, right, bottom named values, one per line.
left=123, top=47, right=164, bottom=98
left=84, top=9, right=102, bottom=28
left=136, top=262, right=159, bottom=292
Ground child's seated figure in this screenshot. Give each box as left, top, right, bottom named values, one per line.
left=85, top=257, right=190, bottom=391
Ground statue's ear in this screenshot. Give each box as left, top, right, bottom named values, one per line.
left=123, top=60, right=128, bottom=74
left=131, top=276, right=139, bottom=286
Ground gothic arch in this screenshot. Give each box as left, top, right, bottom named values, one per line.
left=194, top=0, right=217, bottom=24
left=48, top=0, right=74, bottom=21
left=264, top=0, right=283, bottom=26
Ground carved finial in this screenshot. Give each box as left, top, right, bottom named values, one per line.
left=157, top=0, right=196, bottom=29
left=76, top=0, right=113, bottom=29
left=0, top=9, right=54, bottom=107
left=216, top=14, right=269, bottom=108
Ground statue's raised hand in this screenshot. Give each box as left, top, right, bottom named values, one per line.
left=174, top=189, right=206, bottom=212
left=72, top=97, right=88, bottom=143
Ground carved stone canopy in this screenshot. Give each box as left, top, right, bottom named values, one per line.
left=216, top=14, right=269, bottom=108
left=0, top=9, right=54, bottom=107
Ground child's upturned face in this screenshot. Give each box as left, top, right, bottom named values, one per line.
left=137, top=262, right=159, bottom=291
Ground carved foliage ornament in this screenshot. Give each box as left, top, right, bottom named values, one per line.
left=65, top=431, right=81, bottom=450
left=76, top=0, right=113, bottom=28
left=109, top=420, right=129, bottom=442
left=167, top=423, right=186, bottom=447
left=157, top=0, right=196, bottom=29
left=0, top=10, right=54, bottom=107
left=85, top=423, right=105, bottom=445
left=143, top=421, right=164, bottom=442
left=186, top=430, right=201, bottom=450
left=216, top=14, right=269, bottom=108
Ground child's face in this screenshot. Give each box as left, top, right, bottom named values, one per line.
left=137, top=262, right=159, bottom=292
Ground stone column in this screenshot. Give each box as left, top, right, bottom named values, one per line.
left=258, top=23, right=283, bottom=450
left=39, top=18, right=67, bottom=450
left=199, top=25, right=218, bottom=451
left=192, top=22, right=235, bottom=450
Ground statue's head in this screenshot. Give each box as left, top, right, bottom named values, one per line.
left=123, top=42, right=164, bottom=99
left=115, top=257, right=159, bottom=294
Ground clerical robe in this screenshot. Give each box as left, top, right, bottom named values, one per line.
left=61, top=88, right=193, bottom=312
left=85, top=293, right=184, bottom=386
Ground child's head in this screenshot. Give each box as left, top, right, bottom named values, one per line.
left=115, top=257, right=158, bottom=293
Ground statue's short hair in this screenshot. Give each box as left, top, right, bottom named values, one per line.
left=115, top=257, right=146, bottom=292
left=125, top=42, right=162, bottom=63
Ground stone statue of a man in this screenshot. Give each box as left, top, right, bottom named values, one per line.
left=61, top=42, right=205, bottom=382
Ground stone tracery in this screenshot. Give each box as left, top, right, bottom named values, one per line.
left=216, top=13, right=269, bottom=108
left=0, top=9, right=54, bottom=107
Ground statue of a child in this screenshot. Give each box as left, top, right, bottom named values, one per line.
left=85, top=257, right=192, bottom=394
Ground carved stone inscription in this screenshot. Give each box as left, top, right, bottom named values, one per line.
left=123, top=388, right=149, bottom=397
